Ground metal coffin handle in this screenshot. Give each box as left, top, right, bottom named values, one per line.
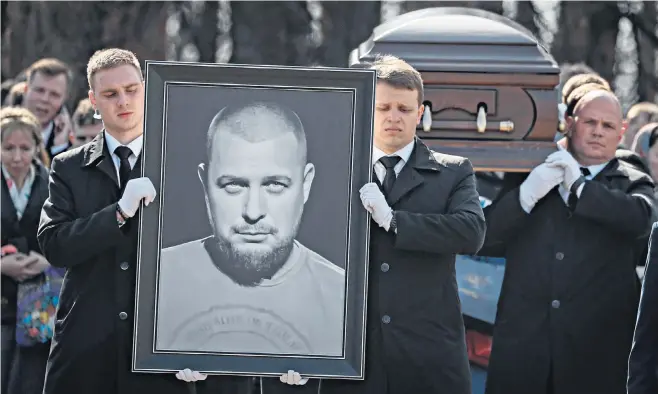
left=420, top=104, right=515, bottom=134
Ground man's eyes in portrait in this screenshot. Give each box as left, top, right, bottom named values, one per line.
left=215, top=176, right=291, bottom=195
left=216, top=177, right=247, bottom=195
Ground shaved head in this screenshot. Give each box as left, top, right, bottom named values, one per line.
left=566, top=89, right=625, bottom=166
left=206, top=102, right=308, bottom=166
left=573, top=89, right=622, bottom=119
left=198, top=101, right=316, bottom=286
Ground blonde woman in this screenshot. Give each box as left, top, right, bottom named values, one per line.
left=1, top=106, right=53, bottom=394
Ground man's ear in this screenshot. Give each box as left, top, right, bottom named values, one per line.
left=197, top=163, right=208, bottom=190
left=302, top=163, right=316, bottom=204
left=416, top=105, right=424, bottom=125
left=620, top=120, right=628, bottom=136
left=565, top=115, right=576, bottom=138
left=88, top=89, right=96, bottom=108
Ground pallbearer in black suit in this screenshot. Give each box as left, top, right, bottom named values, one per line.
left=278, top=54, right=486, bottom=394
left=482, top=87, right=655, bottom=394
left=37, top=48, right=248, bottom=394
left=628, top=221, right=658, bottom=394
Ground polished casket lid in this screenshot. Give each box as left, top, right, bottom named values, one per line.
left=349, top=7, right=559, bottom=75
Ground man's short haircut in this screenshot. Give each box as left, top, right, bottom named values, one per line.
left=626, top=102, right=658, bottom=122
left=5, top=81, right=27, bottom=106
left=86, top=48, right=142, bottom=90
left=205, top=101, right=308, bottom=166
left=369, top=54, right=424, bottom=106
left=26, top=58, right=73, bottom=90
left=561, top=73, right=611, bottom=105
left=565, top=82, right=613, bottom=117
left=72, top=98, right=102, bottom=127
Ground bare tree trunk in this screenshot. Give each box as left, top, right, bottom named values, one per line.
left=515, top=1, right=540, bottom=38
left=634, top=1, right=657, bottom=102
left=229, top=1, right=312, bottom=66
left=192, top=1, right=220, bottom=62
left=319, top=1, right=381, bottom=67
left=552, top=1, right=621, bottom=84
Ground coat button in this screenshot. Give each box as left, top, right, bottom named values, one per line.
left=555, top=252, right=564, bottom=260
left=381, top=263, right=389, bottom=272
left=120, top=262, right=129, bottom=270
left=381, top=315, right=391, bottom=324
left=551, top=300, right=561, bottom=309
left=119, top=312, right=128, bottom=320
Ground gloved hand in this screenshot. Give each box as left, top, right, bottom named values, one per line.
left=175, top=368, right=207, bottom=382
left=359, top=183, right=393, bottom=231
left=280, top=370, right=309, bottom=386
left=519, top=162, right=564, bottom=212
left=544, top=146, right=582, bottom=189
left=118, top=177, right=157, bottom=218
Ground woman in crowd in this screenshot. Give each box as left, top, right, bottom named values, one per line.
left=0, top=106, right=54, bottom=394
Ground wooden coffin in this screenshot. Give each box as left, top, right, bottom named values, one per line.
left=349, top=7, right=561, bottom=172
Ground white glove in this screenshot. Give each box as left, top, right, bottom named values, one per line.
left=280, top=370, right=309, bottom=386
left=359, top=183, right=393, bottom=230
left=118, top=177, right=157, bottom=218
left=175, top=368, right=207, bottom=382
left=544, top=146, right=582, bottom=189
left=519, top=162, right=564, bottom=213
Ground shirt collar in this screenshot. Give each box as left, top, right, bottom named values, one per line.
left=372, top=139, right=415, bottom=166
left=104, top=131, right=143, bottom=158
left=2, top=162, right=35, bottom=190
left=41, top=121, right=54, bottom=139
left=582, top=162, right=608, bottom=179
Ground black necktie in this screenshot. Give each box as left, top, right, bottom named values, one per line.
left=114, top=146, right=132, bottom=192
left=568, top=167, right=591, bottom=209
left=378, top=155, right=401, bottom=197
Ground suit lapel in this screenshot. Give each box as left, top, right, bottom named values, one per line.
left=82, top=131, right=120, bottom=189
left=386, top=138, right=442, bottom=206
left=387, top=161, right=423, bottom=206
left=0, top=172, right=18, bottom=223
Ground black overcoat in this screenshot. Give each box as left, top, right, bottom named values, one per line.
left=306, top=138, right=485, bottom=394
left=37, top=132, right=244, bottom=394
left=481, top=158, right=656, bottom=394
left=627, top=221, right=658, bottom=394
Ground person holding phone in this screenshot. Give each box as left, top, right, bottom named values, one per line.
left=22, top=58, right=74, bottom=162
left=0, top=106, right=53, bottom=394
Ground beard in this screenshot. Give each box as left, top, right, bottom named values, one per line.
left=203, top=219, right=301, bottom=287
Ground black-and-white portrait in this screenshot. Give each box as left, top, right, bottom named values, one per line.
left=133, top=62, right=375, bottom=378
left=154, top=86, right=354, bottom=357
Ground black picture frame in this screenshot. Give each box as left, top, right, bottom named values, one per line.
left=132, top=60, right=376, bottom=380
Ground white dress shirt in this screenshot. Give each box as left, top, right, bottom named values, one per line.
left=41, top=121, right=69, bottom=156
left=104, top=132, right=143, bottom=183
left=372, top=140, right=415, bottom=184
left=558, top=161, right=608, bottom=203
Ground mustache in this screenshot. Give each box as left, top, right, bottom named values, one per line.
left=232, top=223, right=277, bottom=235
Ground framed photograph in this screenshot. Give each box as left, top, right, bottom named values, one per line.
left=132, top=60, right=376, bottom=380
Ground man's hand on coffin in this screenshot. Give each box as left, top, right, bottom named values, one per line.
left=519, top=162, right=564, bottom=212
left=545, top=146, right=582, bottom=189
left=117, top=177, right=157, bottom=218
left=175, top=368, right=207, bottom=382
left=280, top=370, right=309, bottom=385
left=360, top=182, right=393, bottom=231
